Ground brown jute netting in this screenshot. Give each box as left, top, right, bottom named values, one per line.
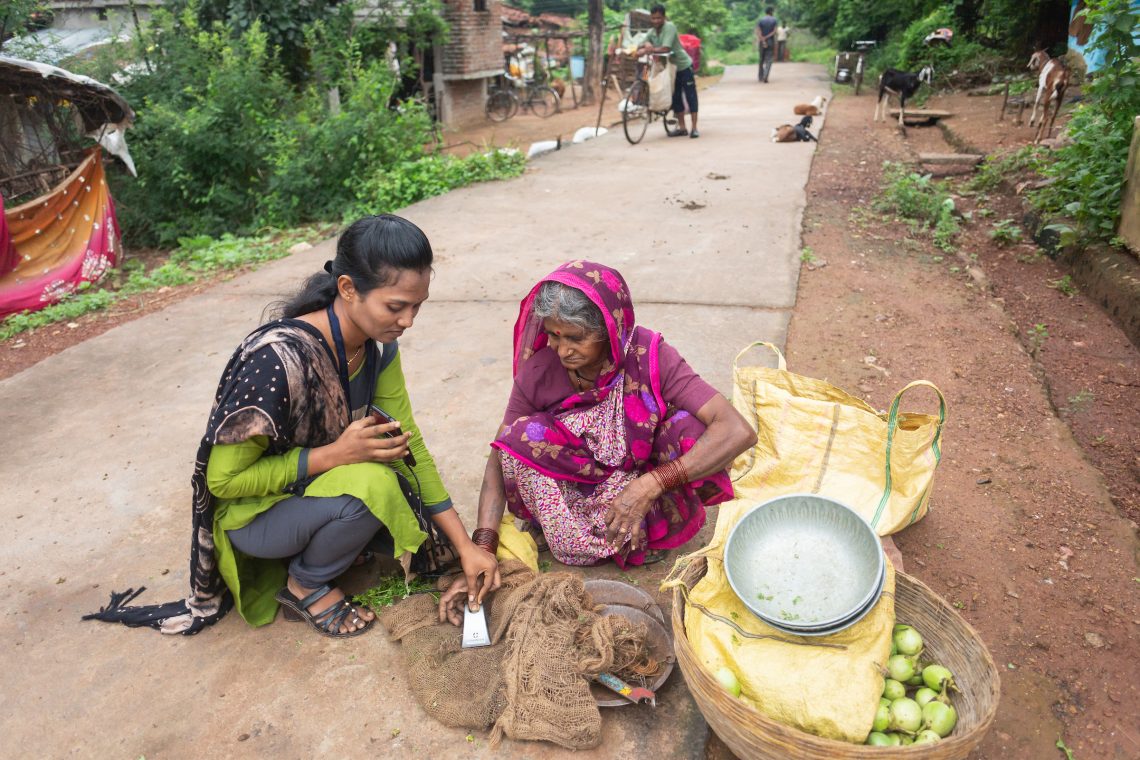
left=380, top=561, right=657, bottom=750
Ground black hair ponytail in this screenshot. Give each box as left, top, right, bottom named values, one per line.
left=273, top=215, right=434, bottom=320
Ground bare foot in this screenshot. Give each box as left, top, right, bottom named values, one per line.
left=287, top=576, right=375, bottom=634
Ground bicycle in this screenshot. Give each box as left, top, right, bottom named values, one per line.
left=485, top=75, right=561, bottom=122
left=621, top=53, right=675, bottom=145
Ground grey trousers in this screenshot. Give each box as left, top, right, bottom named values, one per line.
left=227, top=494, right=382, bottom=588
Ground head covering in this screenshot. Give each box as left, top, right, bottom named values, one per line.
left=494, top=261, right=733, bottom=563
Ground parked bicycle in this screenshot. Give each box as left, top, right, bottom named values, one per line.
left=485, top=75, right=561, bottom=121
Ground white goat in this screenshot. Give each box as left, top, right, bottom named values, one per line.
left=1027, top=50, right=1070, bottom=144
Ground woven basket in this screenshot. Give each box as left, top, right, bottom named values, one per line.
left=671, top=557, right=1000, bottom=759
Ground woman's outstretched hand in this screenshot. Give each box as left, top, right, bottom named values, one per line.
left=438, top=545, right=501, bottom=626
left=603, top=476, right=661, bottom=551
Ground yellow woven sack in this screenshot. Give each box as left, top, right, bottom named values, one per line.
left=662, top=341, right=946, bottom=742
left=730, top=342, right=946, bottom=536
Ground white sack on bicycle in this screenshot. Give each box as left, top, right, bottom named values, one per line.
left=648, top=60, right=675, bottom=112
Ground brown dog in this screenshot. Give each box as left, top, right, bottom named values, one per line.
left=793, top=95, right=827, bottom=116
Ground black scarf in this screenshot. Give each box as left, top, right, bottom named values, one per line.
left=85, top=318, right=449, bottom=634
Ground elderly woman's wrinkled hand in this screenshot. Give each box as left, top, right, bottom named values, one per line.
left=603, top=477, right=659, bottom=551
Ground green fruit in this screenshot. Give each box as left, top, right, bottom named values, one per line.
left=866, top=732, right=893, bottom=746
left=888, top=698, right=923, bottom=733
left=893, top=625, right=924, bottom=656
left=922, top=699, right=959, bottom=737
left=888, top=654, right=917, bottom=682
left=914, top=687, right=939, bottom=707
left=922, top=664, right=956, bottom=693
left=883, top=679, right=907, bottom=701
left=873, top=703, right=890, bottom=732
left=913, top=729, right=942, bottom=744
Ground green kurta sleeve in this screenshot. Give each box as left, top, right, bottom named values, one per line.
left=371, top=349, right=453, bottom=513
left=206, top=437, right=302, bottom=499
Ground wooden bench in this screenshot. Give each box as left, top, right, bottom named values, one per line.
left=888, top=108, right=952, bottom=126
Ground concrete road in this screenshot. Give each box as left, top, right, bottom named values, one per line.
left=0, top=64, right=829, bottom=758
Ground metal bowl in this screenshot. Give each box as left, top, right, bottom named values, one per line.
left=586, top=605, right=675, bottom=707
left=760, top=562, right=886, bottom=637
left=724, top=493, right=885, bottom=631
left=765, top=557, right=887, bottom=631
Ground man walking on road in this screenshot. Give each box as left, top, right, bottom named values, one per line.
left=639, top=4, right=700, bottom=138
left=756, top=7, right=778, bottom=82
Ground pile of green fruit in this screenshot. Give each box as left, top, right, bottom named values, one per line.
left=865, top=623, right=959, bottom=746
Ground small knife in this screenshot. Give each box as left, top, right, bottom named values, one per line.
left=462, top=604, right=491, bottom=648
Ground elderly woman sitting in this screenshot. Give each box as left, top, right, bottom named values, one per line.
left=446, top=261, right=755, bottom=614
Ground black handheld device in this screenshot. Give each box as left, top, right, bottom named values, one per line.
left=368, top=404, right=417, bottom=468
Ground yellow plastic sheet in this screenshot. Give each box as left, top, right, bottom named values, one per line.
left=496, top=512, right=539, bottom=573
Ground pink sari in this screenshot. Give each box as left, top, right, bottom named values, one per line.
left=492, top=261, right=732, bottom=567
left=1, top=150, right=121, bottom=319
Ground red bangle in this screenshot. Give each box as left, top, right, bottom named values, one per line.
left=472, top=528, right=499, bottom=555
left=651, top=459, right=690, bottom=492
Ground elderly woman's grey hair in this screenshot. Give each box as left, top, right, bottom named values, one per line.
left=533, top=281, right=605, bottom=336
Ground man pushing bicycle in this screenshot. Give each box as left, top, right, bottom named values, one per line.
left=637, top=4, right=699, bottom=139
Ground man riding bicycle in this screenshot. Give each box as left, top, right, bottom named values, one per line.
left=637, top=4, right=699, bottom=139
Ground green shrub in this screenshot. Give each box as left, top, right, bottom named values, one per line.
left=350, top=149, right=526, bottom=218
left=874, top=162, right=961, bottom=251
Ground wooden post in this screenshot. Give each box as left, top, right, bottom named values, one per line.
left=998, top=82, right=1009, bottom=122
left=583, top=0, right=604, bottom=105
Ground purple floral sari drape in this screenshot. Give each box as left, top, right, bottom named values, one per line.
left=492, top=261, right=733, bottom=567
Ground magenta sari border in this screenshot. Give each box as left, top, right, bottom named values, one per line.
left=643, top=328, right=666, bottom=416
left=491, top=441, right=602, bottom=484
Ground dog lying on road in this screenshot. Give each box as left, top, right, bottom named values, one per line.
left=793, top=95, right=827, bottom=116
left=771, top=115, right=818, bottom=142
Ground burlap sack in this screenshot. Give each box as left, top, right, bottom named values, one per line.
left=380, top=561, right=654, bottom=750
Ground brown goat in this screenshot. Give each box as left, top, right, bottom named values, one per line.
left=1027, top=50, right=1069, bottom=144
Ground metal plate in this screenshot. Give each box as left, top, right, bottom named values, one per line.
left=584, top=579, right=666, bottom=625
left=587, top=605, right=675, bottom=708
left=724, top=493, right=885, bottom=629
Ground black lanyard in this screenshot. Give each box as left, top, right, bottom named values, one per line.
left=326, top=304, right=352, bottom=414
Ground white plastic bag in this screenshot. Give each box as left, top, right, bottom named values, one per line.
left=648, top=61, right=675, bottom=112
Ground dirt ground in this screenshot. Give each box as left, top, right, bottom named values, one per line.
left=787, top=89, right=1139, bottom=758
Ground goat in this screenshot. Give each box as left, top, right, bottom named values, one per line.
left=793, top=95, right=827, bottom=116
left=874, top=66, right=933, bottom=126
left=1027, top=50, right=1069, bottom=144
left=771, top=115, right=817, bottom=143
